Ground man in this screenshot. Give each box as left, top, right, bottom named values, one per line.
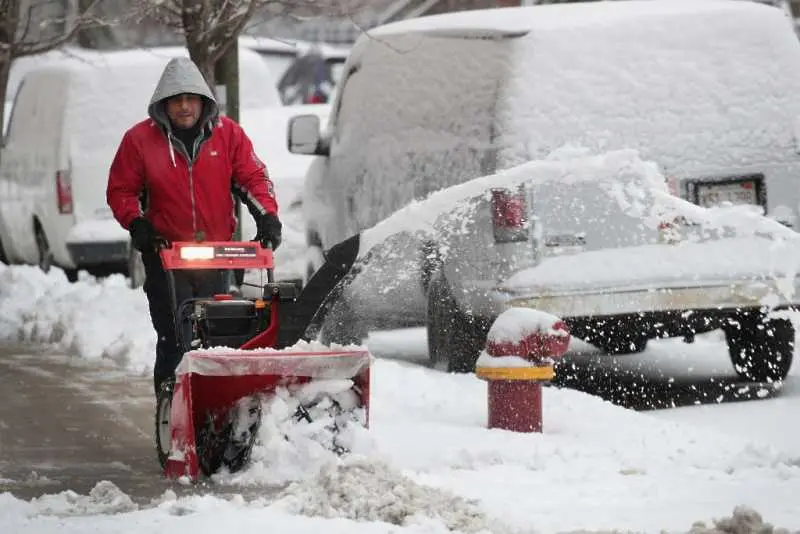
left=106, top=57, right=281, bottom=395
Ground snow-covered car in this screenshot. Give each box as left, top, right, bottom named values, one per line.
left=238, top=35, right=299, bottom=82
left=0, top=45, right=281, bottom=280
left=329, top=148, right=800, bottom=384
left=287, top=0, right=800, bottom=375
left=277, top=43, right=350, bottom=105
left=239, top=36, right=350, bottom=106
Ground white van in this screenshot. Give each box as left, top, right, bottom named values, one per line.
left=288, top=0, right=800, bottom=374
left=0, top=46, right=281, bottom=279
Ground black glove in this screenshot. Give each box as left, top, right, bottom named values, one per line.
left=129, top=217, right=158, bottom=252
left=256, top=213, right=282, bottom=250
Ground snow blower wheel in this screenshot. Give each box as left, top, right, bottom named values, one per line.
left=155, top=377, right=175, bottom=470
left=197, top=396, right=262, bottom=476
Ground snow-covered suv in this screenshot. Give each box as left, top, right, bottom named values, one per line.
left=287, top=1, right=800, bottom=378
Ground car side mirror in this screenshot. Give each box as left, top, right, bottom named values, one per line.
left=287, top=114, right=327, bottom=156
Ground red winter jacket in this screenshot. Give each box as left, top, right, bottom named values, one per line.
left=107, top=114, right=277, bottom=243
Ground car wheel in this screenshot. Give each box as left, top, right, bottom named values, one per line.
left=426, top=271, right=488, bottom=373
left=128, top=247, right=145, bottom=289
left=34, top=224, right=53, bottom=273
left=724, top=312, right=793, bottom=382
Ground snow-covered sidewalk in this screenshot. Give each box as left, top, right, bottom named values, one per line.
left=1, top=265, right=800, bottom=533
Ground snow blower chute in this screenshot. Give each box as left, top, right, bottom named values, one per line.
left=153, top=237, right=369, bottom=481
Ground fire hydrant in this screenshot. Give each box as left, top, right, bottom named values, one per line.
left=475, top=308, right=570, bottom=433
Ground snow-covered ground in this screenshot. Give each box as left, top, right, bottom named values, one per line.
left=1, top=263, right=800, bottom=533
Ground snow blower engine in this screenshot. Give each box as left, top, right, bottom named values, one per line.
left=154, top=240, right=371, bottom=481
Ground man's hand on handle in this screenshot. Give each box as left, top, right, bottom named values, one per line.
left=129, top=217, right=158, bottom=252
left=256, top=213, right=282, bottom=250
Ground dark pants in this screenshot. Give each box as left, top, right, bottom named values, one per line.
left=141, top=251, right=227, bottom=395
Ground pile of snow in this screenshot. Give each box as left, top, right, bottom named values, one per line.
left=0, top=265, right=154, bottom=374
left=30, top=481, right=138, bottom=517
left=689, top=506, right=793, bottom=534
left=217, top=380, right=372, bottom=487
left=274, top=458, right=508, bottom=533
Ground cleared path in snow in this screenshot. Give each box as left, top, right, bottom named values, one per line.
left=0, top=345, right=162, bottom=501
left=0, top=345, right=283, bottom=503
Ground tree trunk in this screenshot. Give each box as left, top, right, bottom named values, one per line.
left=187, top=46, right=215, bottom=88
left=182, top=0, right=215, bottom=87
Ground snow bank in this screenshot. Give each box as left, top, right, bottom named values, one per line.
left=689, top=506, right=793, bottom=534
left=274, top=458, right=509, bottom=533
left=0, top=264, right=155, bottom=374
left=30, top=481, right=138, bottom=517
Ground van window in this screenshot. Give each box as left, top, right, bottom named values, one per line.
left=334, top=33, right=516, bottom=228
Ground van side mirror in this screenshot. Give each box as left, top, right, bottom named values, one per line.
left=287, top=114, right=327, bottom=156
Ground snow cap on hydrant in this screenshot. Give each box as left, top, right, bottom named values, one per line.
left=481, top=308, right=570, bottom=365
left=475, top=308, right=570, bottom=433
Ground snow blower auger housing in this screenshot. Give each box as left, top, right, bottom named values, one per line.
left=154, top=240, right=371, bottom=482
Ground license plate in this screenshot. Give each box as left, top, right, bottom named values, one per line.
left=695, top=179, right=759, bottom=208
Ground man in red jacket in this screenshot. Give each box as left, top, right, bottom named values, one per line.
left=107, top=57, right=281, bottom=395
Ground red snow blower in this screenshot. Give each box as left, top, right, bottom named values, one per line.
left=153, top=240, right=371, bottom=482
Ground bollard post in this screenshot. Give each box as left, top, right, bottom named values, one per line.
left=475, top=308, right=570, bottom=433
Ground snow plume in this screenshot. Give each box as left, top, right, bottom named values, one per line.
left=275, top=457, right=514, bottom=533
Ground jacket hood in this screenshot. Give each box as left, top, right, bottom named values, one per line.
left=147, top=57, right=219, bottom=131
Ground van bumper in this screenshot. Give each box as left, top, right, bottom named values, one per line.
left=67, top=241, right=129, bottom=267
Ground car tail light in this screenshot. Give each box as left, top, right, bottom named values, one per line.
left=56, top=170, right=73, bottom=215
left=491, top=185, right=529, bottom=243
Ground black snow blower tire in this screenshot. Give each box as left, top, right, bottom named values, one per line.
left=155, top=377, right=175, bottom=470
left=197, top=396, right=262, bottom=477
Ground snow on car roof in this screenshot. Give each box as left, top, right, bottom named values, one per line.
left=367, top=0, right=777, bottom=37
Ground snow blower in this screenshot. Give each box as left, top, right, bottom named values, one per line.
left=153, top=238, right=370, bottom=482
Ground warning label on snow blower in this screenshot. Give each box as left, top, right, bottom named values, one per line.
left=214, top=246, right=258, bottom=258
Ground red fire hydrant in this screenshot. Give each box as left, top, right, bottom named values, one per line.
left=475, top=308, right=570, bottom=433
